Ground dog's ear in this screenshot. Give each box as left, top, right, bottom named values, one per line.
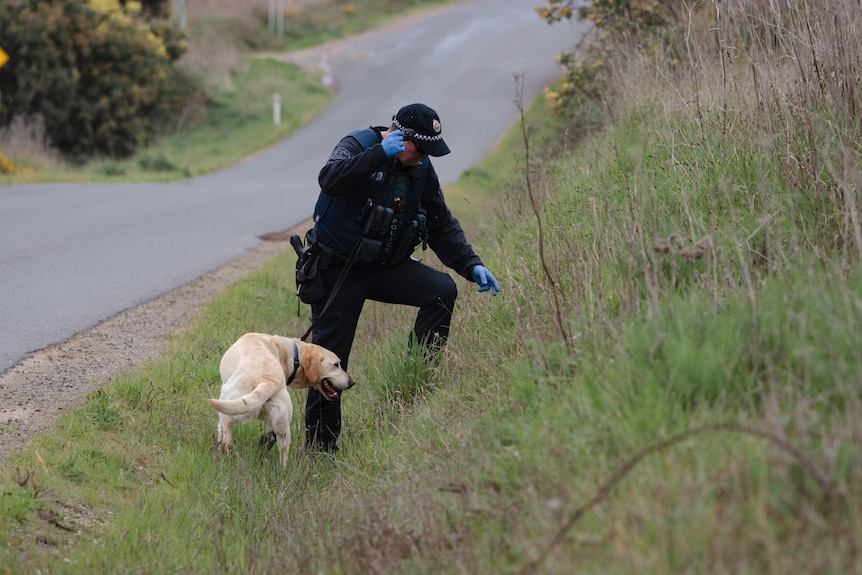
left=301, top=350, right=320, bottom=382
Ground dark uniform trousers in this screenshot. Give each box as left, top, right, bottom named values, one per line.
left=305, top=256, right=458, bottom=450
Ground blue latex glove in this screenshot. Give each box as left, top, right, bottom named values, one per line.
left=471, top=265, right=500, bottom=296
left=381, top=130, right=405, bottom=158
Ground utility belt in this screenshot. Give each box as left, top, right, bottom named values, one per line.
left=291, top=203, right=427, bottom=304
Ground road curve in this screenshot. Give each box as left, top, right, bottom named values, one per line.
left=0, top=0, right=587, bottom=373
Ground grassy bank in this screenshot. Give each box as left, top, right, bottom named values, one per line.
left=2, top=1, right=861, bottom=573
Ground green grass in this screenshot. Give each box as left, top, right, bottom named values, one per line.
left=129, top=57, right=331, bottom=178
left=2, top=86, right=860, bottom=572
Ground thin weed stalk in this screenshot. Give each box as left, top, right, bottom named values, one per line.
left=514, top=74, right=572, bottom=352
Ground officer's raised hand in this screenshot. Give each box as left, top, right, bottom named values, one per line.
left=382, top=130, right=405, bottom=158
left=471, top=265, right=500, bottom=296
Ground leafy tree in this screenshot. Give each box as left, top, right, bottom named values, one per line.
left=537, top=0, right=678, bottom=29
left=0, top=0, right=189, bottom=160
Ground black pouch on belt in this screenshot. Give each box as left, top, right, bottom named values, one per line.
left=356, top=205, right=394, bottom=265
left=292, top=232, right=326, bottom=304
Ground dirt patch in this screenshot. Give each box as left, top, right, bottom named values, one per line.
left=0, top=223, right=308, bottom=465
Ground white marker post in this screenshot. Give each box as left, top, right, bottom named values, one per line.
left=273, top=93, right=281, bottom=125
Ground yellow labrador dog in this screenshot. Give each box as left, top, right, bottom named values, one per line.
left=208, top=333, right=354, bottom=470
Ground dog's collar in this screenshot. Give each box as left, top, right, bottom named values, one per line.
left=286, top=342, right=300, bottom=386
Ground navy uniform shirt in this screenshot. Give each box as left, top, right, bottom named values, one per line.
left=313, top=126, right=482, bottom=280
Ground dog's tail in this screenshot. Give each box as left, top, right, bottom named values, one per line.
left=208, top=380, right=280, bottom=416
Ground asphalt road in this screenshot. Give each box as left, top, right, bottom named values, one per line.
left=0, top=0, right=587, bottom=373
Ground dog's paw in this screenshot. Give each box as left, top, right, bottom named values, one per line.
left=210, top=441, right=232, bottom=454
left=258, top=431, right=277, bottom=451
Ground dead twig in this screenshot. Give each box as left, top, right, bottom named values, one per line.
left=519, top=421, right=836, bottom=574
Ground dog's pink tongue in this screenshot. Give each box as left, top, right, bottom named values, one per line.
left=322, top=381, right=338, bottom=399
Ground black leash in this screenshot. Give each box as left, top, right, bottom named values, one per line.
left=300, top=198, right=373, bottom=342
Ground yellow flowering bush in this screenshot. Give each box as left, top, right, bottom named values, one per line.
left=0, top=152, right=16, bottom=174
left=0, top=0, right=189, bottom=159
left=537, top=0, right=682, bottom=117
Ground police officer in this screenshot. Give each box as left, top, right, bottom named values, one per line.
left=305, top=103, right=500, bottom=452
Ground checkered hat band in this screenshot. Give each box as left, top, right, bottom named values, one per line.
left=393, top=118, right=443, bottom=142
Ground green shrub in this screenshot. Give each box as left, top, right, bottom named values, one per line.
left=0, top=0, right=190, bottom=160
left=138, top=151, right=178, bottom=172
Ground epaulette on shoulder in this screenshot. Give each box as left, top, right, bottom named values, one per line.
left=347, top=128, right=379, bottom=151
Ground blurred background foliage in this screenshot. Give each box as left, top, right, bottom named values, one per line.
left=0, top=0, right=189, bottom=160
left=0, top=0, right=453, bottom=169
left=537, top=0, right=685, bottom=117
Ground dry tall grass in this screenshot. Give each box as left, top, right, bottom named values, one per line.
left=0, top=116, right=58, bottom=171
left=619, top=0, right=860, bottom=247
left=547, top=0, right=862, bottom=322
left=450, top=4, right=862, bottom=570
